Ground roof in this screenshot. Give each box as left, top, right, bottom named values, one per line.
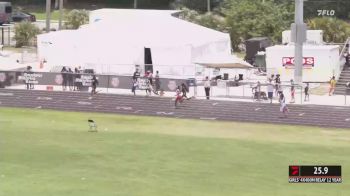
left=83, top=8, right=230, bottom=47
left=267, top=44, right=339, bottom=50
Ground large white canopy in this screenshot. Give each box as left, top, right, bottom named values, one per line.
left=37, top=9, right=234, bottom=78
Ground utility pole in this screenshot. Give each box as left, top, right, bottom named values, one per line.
left=58, top=0, right=63, bottom=30
left=134, top=0, right=137, bottom=9
left=207, top=0, right=211, bottom=12
left=291, top=0, right=306, bottom=84
left=46, top=0, right=51, bottom=33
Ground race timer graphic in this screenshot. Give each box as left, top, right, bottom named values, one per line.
left=289, top=165, right=342, bottom=183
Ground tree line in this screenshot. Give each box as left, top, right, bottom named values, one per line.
left=12, top=0, right=350, bottom=50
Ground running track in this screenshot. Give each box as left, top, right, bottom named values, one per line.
left=0, top=89, right=350, bottom=129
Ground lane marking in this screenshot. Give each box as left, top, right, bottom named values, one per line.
left=36, top=97, right=52, bottom=100
left=299, top=113, right=305, bottom=116
left=212, top=103, right=219, bottom=106
left=116, top=106, right=133, bottom=110
left=134, top=110, right=143, bottom=113
left=156, top=112, right=174, bottom=115
left=200, top=117, right=217, bottom=120
left=77, top=101, right=92, bottom=105
left=255, top=108, right=261, bottom=111
left=345, top=118, right=350, bottom=122
left=0, top=93, right=14, bottom=96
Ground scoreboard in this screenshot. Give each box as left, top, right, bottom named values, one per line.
left=289, top=165, right=342, bottom=183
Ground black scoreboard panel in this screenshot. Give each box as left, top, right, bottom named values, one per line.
left=289, top=165, right=342, bottom=183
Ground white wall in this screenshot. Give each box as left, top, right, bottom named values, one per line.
left=266, top=45, right=340, bottom=82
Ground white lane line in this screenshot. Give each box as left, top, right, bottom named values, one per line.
left=36, top=97, right=52, bottom=100
left=0, top=93, right=13, bottom=96
left=212, top=103, right=219, bottom=106
left=345, top=118, right=350, bottom=122
left=156, top=112, right=174, bottom=115
left=299, top=113, right=305, bottom=116
left=200, top=117, right=217, bottom=120
left=116, top=106, right=133, bottom=110
left=255, top=108, right=261, bottom=111
left=77, top=101, right=92, bottom=105
left=134, top=110, right=143, bottom=113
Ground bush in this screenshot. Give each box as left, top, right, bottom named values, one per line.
left=64, top=9, right=89, bottom=29
left=307, top=17, right=350, bottom=43
left=14, top=22, right=41, bottom=48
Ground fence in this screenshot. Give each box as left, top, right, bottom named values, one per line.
left=0, top=71, right=190, bottom=92
left=1, top=70, right=338, bottom=105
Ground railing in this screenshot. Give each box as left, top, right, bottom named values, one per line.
left=339, top=37, right=350, bottom=71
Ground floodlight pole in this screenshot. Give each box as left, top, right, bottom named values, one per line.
left=46, top=0, right=51, bottom=33
left=293, top=0, right=306, bottom=84
left=207, top=0, right=211, bottom=12
left=58, top=0, right=63, bottom=30
left=134, top=0, right=137, bottom=9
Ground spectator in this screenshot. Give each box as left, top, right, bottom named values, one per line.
left=267, top=80, right=274, bottom=103
left=181, top=83, right=189, bottom=100
left=74, top=67, right=81, bottom=91
left=25, top=66, right=33, bottom=90
left=256, top=81, right=261, bottom=100
left=145, top=78, right=152, bottom=96
left=61, top=67, right=68, bottom=91
left=131, top=78, right=137, bottom=96
left=133, top=68, right=140, bottom=80
left=91, top=75, right=99, bottom=95
left=329, top=76, right=336, bottom=96
left=275, top=74, right=281, bottom=96
left=148, top=71, right=153, bottom=86
left=204, top=76, right=211, bottom=100
left=304, top=83, right=310, bottom=101
left=290, top=79, right=295, bottom=103
left=155, top=71, right=161, bottom=94
left=68, top=68, right=74, bottom=91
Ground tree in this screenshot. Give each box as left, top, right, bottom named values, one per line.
left=172, top=0, right=224, bottom=12
left=223, top=0, right=293, bottom=50
left=64, top=9, right=89, bottom=29
left=307, top=17, right=350, bottom=43
left=177, top=8, right=227, bottom=32
left=14, top=22, right=41, bottom=48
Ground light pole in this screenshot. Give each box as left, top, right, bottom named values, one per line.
left=134, top=0, right=137, bottom=9
left=292, top=0, right=307, bottom=84
left=207, top=0, right=211, bottom=12
left=46, top=0, right=51, bottom=33
left=58, top=0, right=63, bottom=30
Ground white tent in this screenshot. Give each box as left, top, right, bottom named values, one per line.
left=37, top=9, right=234, bottom=78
